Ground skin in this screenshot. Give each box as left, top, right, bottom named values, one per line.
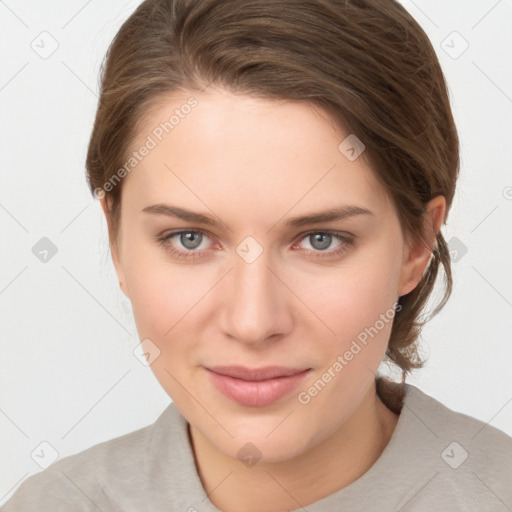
left=101, top=87, right=445, bottom=512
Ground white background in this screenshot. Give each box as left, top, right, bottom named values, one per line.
left=1, top=0, right=511, bottom=504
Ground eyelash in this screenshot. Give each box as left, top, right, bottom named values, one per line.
left=156, top=229, right=355, bottom=261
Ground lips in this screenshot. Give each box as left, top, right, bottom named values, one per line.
left=207, top=366, right=309, bottom=381
left=204, top=365, right=311, bottom=407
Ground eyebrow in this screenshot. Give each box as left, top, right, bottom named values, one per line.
left=141, top=203, right=374, bottom=229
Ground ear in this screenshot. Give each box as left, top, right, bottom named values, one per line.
left=397, top=195, right=446, bottom=297
left=99, top=197, right=129, bottom=298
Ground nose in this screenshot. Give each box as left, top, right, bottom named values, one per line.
left=219, top=248, right=295, bottom=347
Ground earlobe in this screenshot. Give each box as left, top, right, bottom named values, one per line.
left=398, top=196, right=446, bottom=297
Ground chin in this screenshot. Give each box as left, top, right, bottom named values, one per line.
left=229, top=432, right=311, bottom=466
left=213, top=413, right=321, bottom=464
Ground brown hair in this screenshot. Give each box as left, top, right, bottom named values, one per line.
left=86, top=0, right=459, bottom=383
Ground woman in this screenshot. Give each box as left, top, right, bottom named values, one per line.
left=4, top=0, right=511, bottom=510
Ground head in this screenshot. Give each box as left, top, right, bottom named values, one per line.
left=86, top=0, right=458, bottom=462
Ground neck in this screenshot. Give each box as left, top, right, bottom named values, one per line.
left=189, top=381, right=399, bottom=512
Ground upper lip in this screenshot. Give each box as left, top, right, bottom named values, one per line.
left=206, top=366, right=310, bottom=381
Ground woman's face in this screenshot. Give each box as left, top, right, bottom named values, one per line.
left=106, top=87, right=428, bottom=463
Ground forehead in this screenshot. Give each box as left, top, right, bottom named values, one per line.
left=122, top=88, right=390, bottom=226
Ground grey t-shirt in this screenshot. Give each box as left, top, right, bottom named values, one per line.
left=3, top=383, right=512, bottom=511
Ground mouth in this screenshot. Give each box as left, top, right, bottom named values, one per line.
left=204, top=365, right=312, bottom=407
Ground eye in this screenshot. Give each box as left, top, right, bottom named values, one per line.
left=156, top=229, right=354, bottom=261
left=156, top=229, right=215, bottom=260
left=293, top=231, right=354, bottom=258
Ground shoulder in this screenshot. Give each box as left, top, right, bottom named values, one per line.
left=400, top=384, right=512, bottom=510
left=404, top=383, right=512, bottom=458
left=1, top=405, right=176, bottom=511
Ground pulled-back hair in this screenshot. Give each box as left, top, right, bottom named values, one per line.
left=86, top=0, right=459, bottom=382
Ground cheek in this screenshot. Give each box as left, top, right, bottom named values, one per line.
left=124, top=225, right=404, bottom=352
left=292, top=235, right=404, bottom=414
left=123, top=250, right=210, bottom=403
left=293, top=249, right=403, bottom=431
left=302, top=243, right=403, bottom=350
left=122, top=237, right=211, bottom=338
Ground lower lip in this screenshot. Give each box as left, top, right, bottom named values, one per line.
left=205, top=368, right=311, bottom=407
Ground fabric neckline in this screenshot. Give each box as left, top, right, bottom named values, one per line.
left=146, top=383, right=424, bottom=511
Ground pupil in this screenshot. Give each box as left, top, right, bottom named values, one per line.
left=311, top=233, right=331, bottom=250
left=182, top=232, right=201, bottom=249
